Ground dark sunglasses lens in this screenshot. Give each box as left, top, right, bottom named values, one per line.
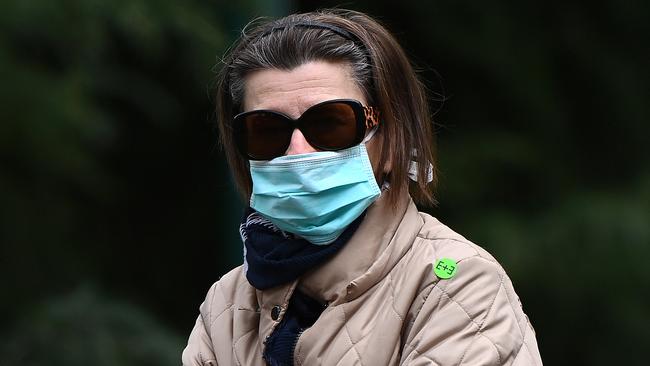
left=239, top=112, right=292, bottom=159
left=301, top=102, right=360, bottom=150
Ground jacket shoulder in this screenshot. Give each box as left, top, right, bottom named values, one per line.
left=416, top=211, right=499, bottom=264
left=199, top=265, right=248, bottom=321
left=182, top=266, right=250, bottom=366
left=400, top=212, right=542, bottom=365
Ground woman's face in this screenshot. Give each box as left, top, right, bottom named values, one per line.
left=242, top=60, right=379, bottom=164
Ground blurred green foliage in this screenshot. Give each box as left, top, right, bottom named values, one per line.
left=1, top=0, right=648, bottom=365
left=2, top=285, right=183, bottom=366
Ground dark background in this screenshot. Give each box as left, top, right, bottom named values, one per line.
left=1, top=0, right=648, bottom=365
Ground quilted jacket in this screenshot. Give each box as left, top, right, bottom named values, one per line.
left=182, top=192, right=543, bottom=365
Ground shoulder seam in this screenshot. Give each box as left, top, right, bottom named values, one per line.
left=502, top=279, right=526, bottom=338
left=415, top=235, right=483, bottom=258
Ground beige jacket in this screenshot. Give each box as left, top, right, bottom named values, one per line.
left=183, top=193, right=542, bottom=365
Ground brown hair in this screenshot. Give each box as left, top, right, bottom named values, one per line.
left=215, top=9, right=437, bottom=208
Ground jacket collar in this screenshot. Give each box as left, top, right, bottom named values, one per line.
left=253, top=192, right=424, bottom=350
left=297, top=191, right=424, bottom=305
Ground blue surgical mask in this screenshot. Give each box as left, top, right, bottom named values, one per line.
left=249, top=143, right=381, bottom=245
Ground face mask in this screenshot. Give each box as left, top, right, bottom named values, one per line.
left=249, top=143, right=381, bottom=245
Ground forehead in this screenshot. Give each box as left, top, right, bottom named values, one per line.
left=242, top=60, right=366, bottom=118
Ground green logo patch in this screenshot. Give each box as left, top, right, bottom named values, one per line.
left=434, top=258, right=458, bottom=279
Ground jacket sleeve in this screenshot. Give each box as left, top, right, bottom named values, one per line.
left=400, top=256, right=542, bottom=366
left=182, top=283, right=218, bottom=366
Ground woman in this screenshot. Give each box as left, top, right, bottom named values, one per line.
left=183, top=9, right=542, bottom=366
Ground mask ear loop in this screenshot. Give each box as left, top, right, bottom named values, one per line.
left=362, top=125, right=378, bottom=144
left=362, top=127, right=433, bottom=186
left=360, top=125, right=391, bottom=192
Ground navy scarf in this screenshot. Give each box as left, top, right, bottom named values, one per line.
left=240, top=208, right=364, bottom=290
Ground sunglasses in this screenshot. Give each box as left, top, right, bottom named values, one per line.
left=233, top=99, right=380, bottom=160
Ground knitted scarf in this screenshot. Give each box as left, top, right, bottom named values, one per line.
left=240, top=208, right=364, bottom=290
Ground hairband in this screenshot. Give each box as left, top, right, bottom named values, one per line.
left=260, top=21, right=364, bottom=46
left=255, top=21, right=371, bottom=64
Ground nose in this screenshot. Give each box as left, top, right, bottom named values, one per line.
left=285, top=128, right=318, bottom=155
